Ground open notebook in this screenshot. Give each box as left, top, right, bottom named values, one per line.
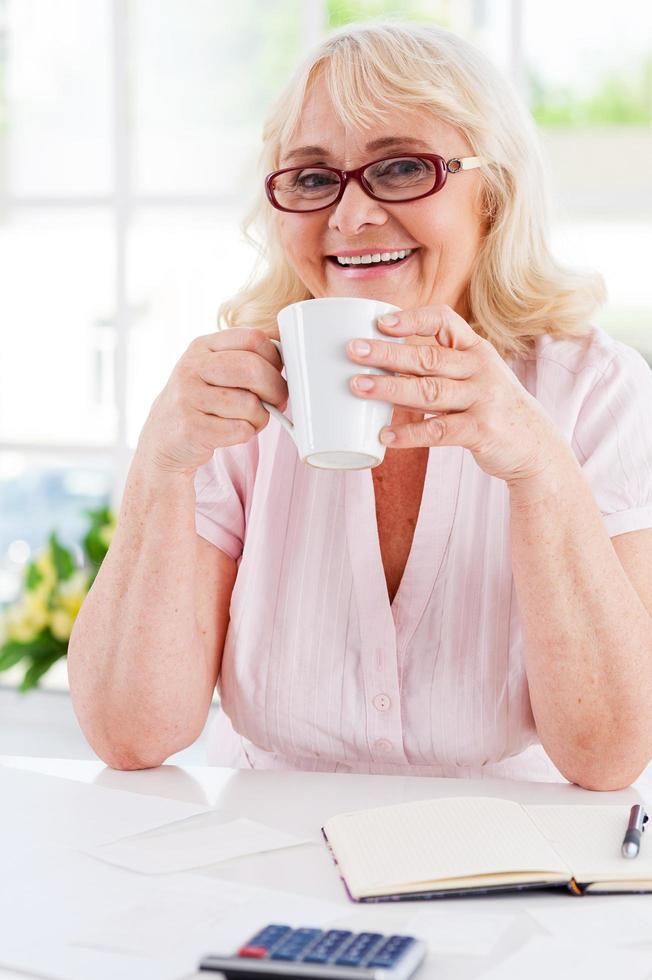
left=321, top=797, right=652, bottom=901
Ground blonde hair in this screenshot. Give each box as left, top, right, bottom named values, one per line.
left=219, top=19, right=605, bottom=359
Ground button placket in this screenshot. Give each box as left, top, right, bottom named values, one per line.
left=373, top=738, right=393, bottom=754
left=344, top=472, right=406, bottom=763
left=372, top=693, right=391, bottom=712
left=368, top=643, right=403, bottom=760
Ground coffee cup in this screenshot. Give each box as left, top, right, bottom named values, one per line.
left=261, top=296, right=404, bottom=469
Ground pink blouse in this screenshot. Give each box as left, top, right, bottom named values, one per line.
left=194, top=326, right=652, bottom=780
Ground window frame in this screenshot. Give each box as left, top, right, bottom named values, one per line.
left=0, top=0, right=332, bottom=507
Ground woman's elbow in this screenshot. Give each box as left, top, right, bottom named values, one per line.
left=97, top=743, right=167, bottom=771
left=542, top=729, right=651, bottom=791
left=556, top=752, right=650, bottom=792
left=569, top=769, right=641, bottom=792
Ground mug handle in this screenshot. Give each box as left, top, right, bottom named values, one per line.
left=260, top=339, right=295, bottom=438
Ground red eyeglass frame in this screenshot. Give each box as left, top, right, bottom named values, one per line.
left=264, top=153, right=481, bottom=213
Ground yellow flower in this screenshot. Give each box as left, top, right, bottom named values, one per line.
left=24, top=587, right=50, bottom=617
left=55, top=570, right=90, bottom=618
left=5, top=600, right=48, bottom=643
left=34, top=548, right=57, bottom=592
left=50, top=608, right=75, bottom=642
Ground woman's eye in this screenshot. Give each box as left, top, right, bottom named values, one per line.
left=297, top=171, right=338, bottom=188
left=379, top=159, right=423, bottom=177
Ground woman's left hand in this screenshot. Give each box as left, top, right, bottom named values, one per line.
left=347, top=304, right=569, bottom=485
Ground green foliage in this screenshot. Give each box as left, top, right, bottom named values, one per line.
left=20, top=651, right=65, bottom=692
left=0, top=506, right=116, bottom=691
left=529, top=59, right=652, bottom=127
left=25, top=563, right=43, bottom=592
left=82, top=505, right=114, bottom=577
left=49, top=531, right=76, bottom=582
left=327, top=0, right=448, bottom=28
left=0, top=633, right=67, bottom=692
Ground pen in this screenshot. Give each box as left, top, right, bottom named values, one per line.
left=621, top=804, right=648, bottom=858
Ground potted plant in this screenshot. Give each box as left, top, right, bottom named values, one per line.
left=0, top=507, right=116, bottom=691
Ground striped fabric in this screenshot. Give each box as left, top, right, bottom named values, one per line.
left=194, top=325, right=652, bottom=780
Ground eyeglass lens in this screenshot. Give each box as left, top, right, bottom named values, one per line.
left=271, top=156, right=440, bottom=211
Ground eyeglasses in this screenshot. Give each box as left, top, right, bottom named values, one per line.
left=265, top=153, right=482, bottom=213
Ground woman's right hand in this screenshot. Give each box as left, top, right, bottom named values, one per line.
left=137, top=328, right=288, bottom=476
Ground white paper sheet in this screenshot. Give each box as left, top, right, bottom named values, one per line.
left=0, top=844, right=251, bottom=950
left=0, top=763, right=209, bottom=848
left=479, top=936, right=652, bottom=980
left=404, top=908, right=517, bottom=956
left=85, top=814, right=312, bottom=873
left=0, top=843, right=345, bottom=979
left=527, top=900, right=652, bottom=946
left=0, top=942, right=194, bottom=980
left=77, top=881, right=346, bottom=960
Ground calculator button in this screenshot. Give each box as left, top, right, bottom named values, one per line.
left=367, top=935, right=415, bottom=967
left=243, top=925, right=292, bottom=951
left=270, top=928, right=323, bottom=961
left=302, top=930, right=353, bottom=963
left=334, top=932, right=384, bottom=965
left=238, top=947, right=268, bottom=959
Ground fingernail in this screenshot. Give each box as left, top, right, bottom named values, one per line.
left=378, top=314, right=399, bottom=326
left=350, top=339, right=371, bottom=356
left=353, top=376, right=374, bottom=391
left=380, top=429, right=395, bottom=444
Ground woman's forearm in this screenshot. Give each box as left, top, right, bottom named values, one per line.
left=67, top=455, right=212, bottom=769
left=507, top=448, right=652, bottom=790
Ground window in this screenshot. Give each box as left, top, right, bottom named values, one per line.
left=1, top=0, right=650, bottom=616
left=0, top=0, right=310, bottom=609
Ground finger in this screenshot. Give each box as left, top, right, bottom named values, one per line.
left=198, top=349, right=288, bottom=406
left=380, top=411, right=477, bottom=449
left=198, top=415, right=259, bottom=448
left=376, top=304, right=483, bottom=351
left=350, top=372, right=478, bottom=414
left=346, top=337, right=477, bottom=379
left=194, top=327, right=283, bottom=370
left=192, top=384, right=276, bottom=432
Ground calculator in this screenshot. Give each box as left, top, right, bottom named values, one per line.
left=198, top=924, right=427, bottom=979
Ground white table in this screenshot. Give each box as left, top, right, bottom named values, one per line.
left=3, top=755, right=652, bottom=980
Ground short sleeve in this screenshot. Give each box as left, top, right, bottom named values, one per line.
left=572, top=346, right=652, bottom=537
left=194, top=438, right=259, bottom=560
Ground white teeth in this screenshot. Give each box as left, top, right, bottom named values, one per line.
left=334, top=248, right=413, bottom=266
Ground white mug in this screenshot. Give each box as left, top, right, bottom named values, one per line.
left=261, top=296, right=404, bottom=470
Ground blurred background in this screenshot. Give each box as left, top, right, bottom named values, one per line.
left=0, top=0, right=650, bottom=756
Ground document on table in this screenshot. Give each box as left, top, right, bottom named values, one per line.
left=0, top=844, right=345, bottom=980
left=85, top=812, right=313, bottom=873
left=0, top=764, right=209, bottom=848
left=404, top=908, right=518, bottom=957
left=527, top=900, right=652, bottom=947
left=0, top=942, right=194, bottom=980
left=479, top=936, right=652, bottom=980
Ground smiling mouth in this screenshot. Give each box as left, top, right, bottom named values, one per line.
left=326, top=248, right=419, bottom=270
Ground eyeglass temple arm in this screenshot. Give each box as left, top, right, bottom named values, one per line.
left=447, top=155, right=482, bottom=173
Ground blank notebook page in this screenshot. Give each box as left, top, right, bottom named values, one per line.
left=323, top=797, right=570, bottom=892
left=526, top=805, right=652, bottom=883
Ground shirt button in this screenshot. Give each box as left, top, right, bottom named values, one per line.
left=373, top=693, right=391, bottom=712
left=374, top=738, right=393, bottom=753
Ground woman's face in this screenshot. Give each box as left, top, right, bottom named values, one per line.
left=277, top=76, right=486, bottom=316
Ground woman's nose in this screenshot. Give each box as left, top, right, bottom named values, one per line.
left=327, top=178, right=388, bottom=235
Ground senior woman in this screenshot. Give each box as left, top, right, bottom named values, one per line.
left=68, top=21, right=652, bottom=790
